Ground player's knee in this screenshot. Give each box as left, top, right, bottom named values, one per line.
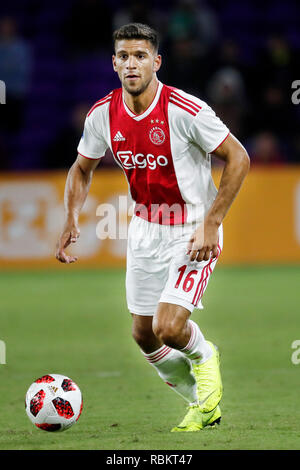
left=152, top=319, right=182, bottom=348
left=132, top=327, right=146, bottom=347
left=131, top=322, right=153, bottom=350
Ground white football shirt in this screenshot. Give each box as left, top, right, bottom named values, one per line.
left=78, top=81, right=230, bottom=225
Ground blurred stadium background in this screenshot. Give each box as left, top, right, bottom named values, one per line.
left=0, top=0, right=299, bottom=267
left=0, top=0, right=300, bottom=450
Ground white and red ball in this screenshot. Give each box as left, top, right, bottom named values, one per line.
left=25, top=374, right=83, bottom=432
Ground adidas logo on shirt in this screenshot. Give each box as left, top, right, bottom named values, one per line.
left=113, top=131, right=126, bottom=141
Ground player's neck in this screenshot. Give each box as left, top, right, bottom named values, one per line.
left=123, top=77, right=159, bottom=115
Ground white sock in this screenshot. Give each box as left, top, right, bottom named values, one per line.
left=180, top=320, right=213, bottom=364
left=143, top=345, right=197, bottom=404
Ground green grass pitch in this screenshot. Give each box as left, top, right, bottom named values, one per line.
left=0, top=265, right=299, bottom=450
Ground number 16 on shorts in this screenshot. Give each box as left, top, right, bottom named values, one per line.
left=163, top=255, right=220, bottom=310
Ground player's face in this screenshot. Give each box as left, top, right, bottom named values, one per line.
left=113, top=39, right=161, bottom=96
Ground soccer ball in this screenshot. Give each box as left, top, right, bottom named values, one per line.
left=25, top=374, right=83, bottom=432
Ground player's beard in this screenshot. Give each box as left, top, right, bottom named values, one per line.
left=122, top=75, right=153, bottom=97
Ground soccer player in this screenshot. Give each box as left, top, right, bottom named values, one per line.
left=56, top=23, right=250, bottom=432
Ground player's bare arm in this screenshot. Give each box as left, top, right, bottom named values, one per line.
left=55, top=154, right=100, bottom=263
left=188, top=133, right=250, bottom=262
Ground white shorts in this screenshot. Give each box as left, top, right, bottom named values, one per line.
left=126, top=215, right=223, bottom=316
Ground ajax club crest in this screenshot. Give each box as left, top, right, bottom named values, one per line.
left=149, top=126, right=165, bottom=145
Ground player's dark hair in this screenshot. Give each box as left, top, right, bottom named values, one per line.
left=113, top=23, right=159, bottom=53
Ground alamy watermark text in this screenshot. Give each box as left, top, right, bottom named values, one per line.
left=0, top=340, right=6, bottom=364
left=291, top=340, right=300, bottom=365
left=0, top=81, right=6, bottom=104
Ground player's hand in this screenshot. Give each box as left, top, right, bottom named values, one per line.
left=55, top=222, right=80, bottom=264
left=187, top=220, right=219, bottom=262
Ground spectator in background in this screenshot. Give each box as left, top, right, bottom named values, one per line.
left=206, top=67, right=247, bottom=140
left=253, top=33, right=299, bottom=141
left=258, top=34, right=297, bottom=87
left=160, top=0, right=219, bottom=96
left=113, top=0, right=157, bottom=31
left=167, top=0, right=219, bottom=58
left=255, top=83, right=296, bottom=139
left=0, top=16, right=33, bottom=132
left=214, top=39, right=242, bottom=69
left=159, top=0, right=219, bottom=99
left=63, top=0, right=113, bottom=57
left=160, top=36, right=202, bottom=95
left=248, top=132, right=286, bottom=166
left=43, top=103, right=90, bottom=169
left=43, top=102, right=115, bottom=169
left=204, top=38, right=248, bottom=86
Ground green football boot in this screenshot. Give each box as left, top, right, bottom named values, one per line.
left=192, top=341, right=223, bottom=412
left=171, top=404, right=221, bottom=432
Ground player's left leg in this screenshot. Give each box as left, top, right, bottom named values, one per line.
left=131, top=313, right=198, bottom=404
left=153, top=302, right=222, bottom=431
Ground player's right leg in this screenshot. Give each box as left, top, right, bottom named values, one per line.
left=152, top=224, right=224, bottom=431
left=153, top=303, right=222, bottom=432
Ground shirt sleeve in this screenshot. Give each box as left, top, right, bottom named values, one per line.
left=188, top=104, right=230, bottom=154
left=77, top=112, right=108, bottom=160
